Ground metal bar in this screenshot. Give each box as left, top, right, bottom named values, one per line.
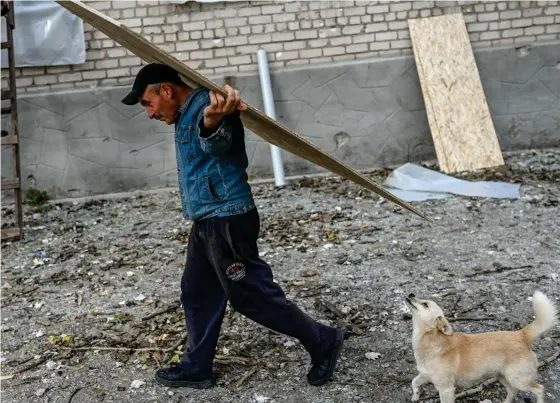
left=1, top=178, right=20, bottom=190
left=1, top=89, right=12, bottom=100
left=0, top=41, right=10, bottom=49
left=1, top=106, right=11, bottom=114
left=257, top=49, right=285, bottom=187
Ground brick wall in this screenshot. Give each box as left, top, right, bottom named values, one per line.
left=3, top=0, right=560, bottom=93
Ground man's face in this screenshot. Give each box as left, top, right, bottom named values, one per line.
left=139, top=84, right=178, bottom=125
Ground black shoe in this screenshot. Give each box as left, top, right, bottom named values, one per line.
left=154, top=363, right=215, bottom=389
left=307, top=329, right=345, bottom=386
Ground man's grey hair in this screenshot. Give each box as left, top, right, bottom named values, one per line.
left=147, top=83, right=163, bottom=94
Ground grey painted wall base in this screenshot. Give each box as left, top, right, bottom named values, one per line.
left=2, top=41, right=559, bottom=199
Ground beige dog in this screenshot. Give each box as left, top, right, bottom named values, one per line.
left=405, top=291, right=558, bottom=403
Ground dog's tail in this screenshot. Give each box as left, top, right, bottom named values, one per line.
left=524, top=291, right=558, bottom=344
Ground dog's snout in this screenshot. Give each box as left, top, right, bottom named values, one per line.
left=408, top=293, right=415, bottom=299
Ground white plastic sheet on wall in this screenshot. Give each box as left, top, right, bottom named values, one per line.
left=0, top=0, right=85, bottom=68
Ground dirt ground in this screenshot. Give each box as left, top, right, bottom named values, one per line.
left=1, top=148, right=559, bottom=403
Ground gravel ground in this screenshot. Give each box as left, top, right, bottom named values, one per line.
left=1, top=148, right=559, bottom=403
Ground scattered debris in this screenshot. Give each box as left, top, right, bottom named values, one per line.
left=365, top=352, right=381, bottom=361
left=0, top=149, right=558, bottom=402
left=254, top=394, right=270, bottom=403
left=235, top=368, right=257, bottom=388
left=34, top=388, right=47, bottom=397
left=130, top=380, right=145, bottom=389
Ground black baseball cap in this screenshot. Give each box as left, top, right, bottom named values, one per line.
left=121, top=63, right=185, bottom=105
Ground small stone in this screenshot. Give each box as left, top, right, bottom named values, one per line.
left=130, top=379, right=145, bottom=388
left=365, top=352, right=381, bottom=360
left=35, top=388, right=47, bottom=397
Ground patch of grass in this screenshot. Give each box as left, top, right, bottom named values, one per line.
left=24, top=187, right=50, bottom=207
left=113, top=312, right=127, bottom=323
left=24, top=188, right=53, bottom=214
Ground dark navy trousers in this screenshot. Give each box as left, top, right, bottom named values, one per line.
left=179, top=208, right=336, bottom=374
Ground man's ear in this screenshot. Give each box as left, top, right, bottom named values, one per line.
left=160, top=83, right=173, bottom=99
left=436, top=315, right=453, bottom=336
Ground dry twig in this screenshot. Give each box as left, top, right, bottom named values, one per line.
left=235, top=368, right=257, bottom=388
left=214, top=354, right=260, bottom=366
left=322, top=301, right=344, bottom=318
left=67, top=386, right=87, bottom=403
left=167, top=334, right=187, bottom=352
left=141, top=304, right=180, bottom=321
left=61, top=338, right=185, bottom=354
left=0, top=356, right=48, bottom=380
left=18, top=356, right=48, bottom=373
left=62, top=346, right=163, bottom=352
left=464, top=265, right=532, bottom=278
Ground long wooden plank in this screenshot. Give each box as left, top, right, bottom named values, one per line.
left=408, top=13, right=504, bottom=174
left=1, top=227, right=21, bottom=240
left=1, top=135, right=18, bottom=145
left=1, top=89, right=13, bottom=100
left=56, top=0, right=428, bottom=220
left=1, top=178, right=20, bottom=190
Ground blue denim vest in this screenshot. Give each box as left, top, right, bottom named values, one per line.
left=174, top=88, right=255, bottom=221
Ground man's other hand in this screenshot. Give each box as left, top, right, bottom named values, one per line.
left=203, top=85, right=248, bottom=129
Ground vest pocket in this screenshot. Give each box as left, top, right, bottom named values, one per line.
left=197, top=172, right=226, bottom=205
left=176, top=125, right=195, bottom=161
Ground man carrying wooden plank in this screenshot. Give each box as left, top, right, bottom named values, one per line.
left=121, top=63, right=345, bottom=389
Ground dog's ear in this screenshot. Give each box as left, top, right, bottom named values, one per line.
left=436, top=316, right=453, bottom=336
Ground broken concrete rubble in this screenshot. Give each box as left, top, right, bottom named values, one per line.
left=1, top=149, right=559, bottom=402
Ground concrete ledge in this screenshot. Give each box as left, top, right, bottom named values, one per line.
left=2, top=41, right=559, bottom=199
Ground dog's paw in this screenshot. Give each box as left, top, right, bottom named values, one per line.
left=411, top=394, right=419, bottom=402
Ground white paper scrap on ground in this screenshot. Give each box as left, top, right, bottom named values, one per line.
left=382, top=163, right=520, bottom=201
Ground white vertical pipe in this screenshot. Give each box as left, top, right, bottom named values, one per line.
left=257, top=49, right=285, bottom=187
